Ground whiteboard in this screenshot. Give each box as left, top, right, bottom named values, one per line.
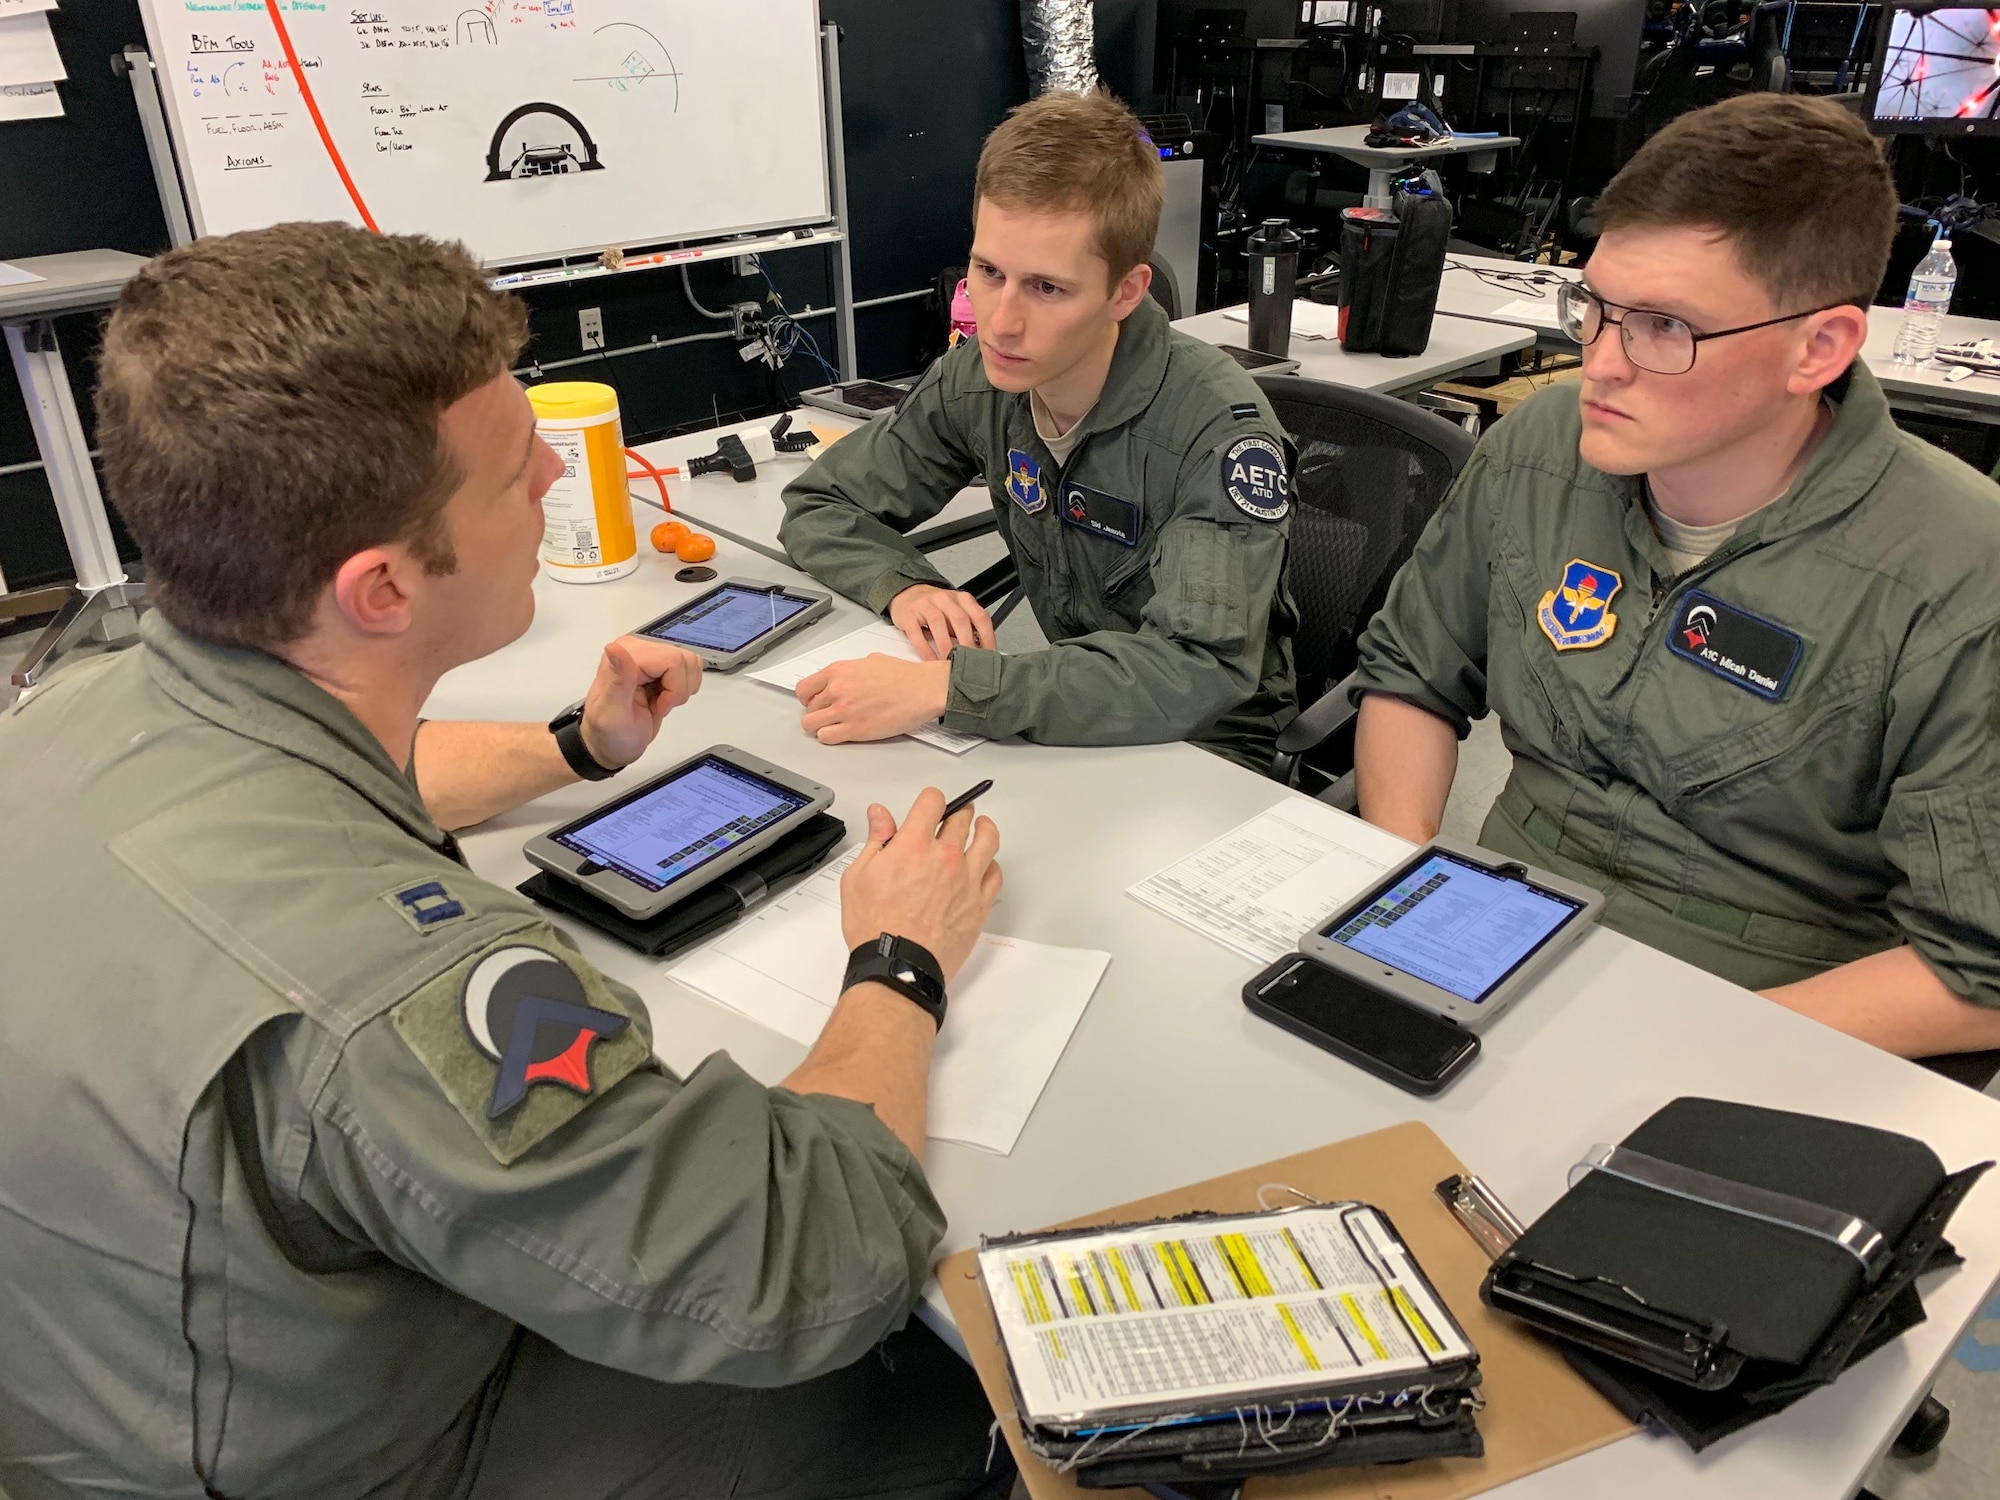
left=138, top=0, right=831, bottom=267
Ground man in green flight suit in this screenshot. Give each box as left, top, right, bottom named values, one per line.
left=779, top=90, right=1299, bottom=772
left=1350, top=94, right=2000, bottom=1060
left=0, top=224, right=1012, bottom=1500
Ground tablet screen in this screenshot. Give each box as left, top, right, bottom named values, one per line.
left=552, top=756, right=811, bottom=892
left=1322, top=851, right=1583, bottom=1003
left=645, top=586, right=815, bottom=653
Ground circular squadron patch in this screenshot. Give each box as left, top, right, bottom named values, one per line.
left=1221, top=436, right=1290, bottom=521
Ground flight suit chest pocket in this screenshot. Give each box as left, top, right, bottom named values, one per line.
left=1664, top=654, right=1887, bottom=818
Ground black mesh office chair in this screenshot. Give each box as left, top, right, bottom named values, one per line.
left=1146, top=255, right=1183, bottom=321
left=1255, top=375, right=1475, bottom=804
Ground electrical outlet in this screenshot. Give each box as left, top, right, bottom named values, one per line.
left=733, top=254, right=758, bottom=278
left=578, top=307, right=604, bottom=351
left=730, top=302, right=762, bottom=341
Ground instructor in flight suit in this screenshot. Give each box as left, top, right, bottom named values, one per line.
left=1350, top=94, right=2000, bottom=1060
left=0, top=224, right=1010, bottom=1500
left=780, top=89, right=1299, bottom=772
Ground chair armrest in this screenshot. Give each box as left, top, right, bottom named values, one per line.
left=1317, top=770, right=1358, bottom=814
left=911, top=513, right=1000, bottom=553
left=1276, top=672, right=1362, bottom=757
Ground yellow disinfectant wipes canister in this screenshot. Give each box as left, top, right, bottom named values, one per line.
left=526, top=381, right=638, bottom=583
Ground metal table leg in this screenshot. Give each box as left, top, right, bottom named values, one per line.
left=4, top=316, right=145, bottom=690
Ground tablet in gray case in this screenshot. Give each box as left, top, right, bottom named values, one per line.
left=635, top=578, right=833, bottom=670
left=1296, top=835, right=1604, bottom=1032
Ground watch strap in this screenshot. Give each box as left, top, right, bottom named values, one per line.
left=843, top=934, right=948, bottom=1029
left=548, top=707, right=620, bottom=782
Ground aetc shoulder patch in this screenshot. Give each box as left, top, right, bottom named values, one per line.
left=1222, top=435, right=1290, bottom=521
left=393, top=935, right=651, bottom=1165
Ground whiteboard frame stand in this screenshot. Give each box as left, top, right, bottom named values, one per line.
left=119, top=24, right=861, bottom=382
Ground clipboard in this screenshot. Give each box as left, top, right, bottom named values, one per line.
left=937, top=1121, right=1635, bottom=1500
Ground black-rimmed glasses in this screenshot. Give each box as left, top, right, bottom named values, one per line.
left=1556, top=281, right=1858, bottom=375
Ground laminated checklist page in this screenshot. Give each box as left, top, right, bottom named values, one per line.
left=747, top=622, right=983, bottom=755
left=1127, top=797, right=1411, bottom=965
left=671, top=851, right=1108, bottom=1153
left=979, top=1203, right=1474, bottom=1426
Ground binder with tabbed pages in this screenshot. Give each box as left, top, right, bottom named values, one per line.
left=979, top=1203, right=1481, bottom=1451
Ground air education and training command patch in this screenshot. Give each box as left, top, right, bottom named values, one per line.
left=393, top=936, right=650, bottom=1165
left=1005, top=448, right=1047, bottom=514
left=1537, top=558, right=1623, bottom=652
left=1221, top=436, right=1290, bottom=522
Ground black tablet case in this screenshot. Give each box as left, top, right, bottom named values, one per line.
left=518, top=812, right=848, bottom=959
left=1480, top=1097, right=1991, bottom=1446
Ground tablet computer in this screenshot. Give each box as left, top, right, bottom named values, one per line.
left=799, top=379, right=912, bottom=420
left=1296, top=836, right=1603, bottom=1031
left=1219, top=343, right=1302, bottom=376
left=634, top=578, right=832, bottom=670
left=523, top=746, right=834, bottom=919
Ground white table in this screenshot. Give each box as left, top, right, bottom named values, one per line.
left=1861, top=311, right=2000, bottom=428
left=1, top=250, right=151, bottom=687
left=634, top=414, right=993, bottom=564
left=1177, top=307, right=1534, bottom=397
left=426, top=490, right=2000, bottom=1500
left=1252, top=124, right=1521, bottom=210
left=1435, top=253, right=1581, bottom=352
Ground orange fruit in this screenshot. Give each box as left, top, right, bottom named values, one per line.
left=649, top=520, right=691, bottom=553
left=675, top=532, right=717, bottom=563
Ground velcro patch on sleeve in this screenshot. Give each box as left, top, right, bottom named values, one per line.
left=1230, top=402, right=1262, bottom=421
left=1221, top=435, right=1291, bottom=522
left=392, top=935, right=651, bottom=1166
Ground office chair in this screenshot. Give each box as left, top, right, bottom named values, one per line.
left=1146, top=255, right=1184, bottom=321
left=1253, top=375, right=1475, bottom=805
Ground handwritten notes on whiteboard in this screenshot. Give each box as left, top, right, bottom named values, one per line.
left=134, top=1, right=831, bottom=267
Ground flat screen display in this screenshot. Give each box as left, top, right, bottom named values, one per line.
left=1321, top=851, right=1584, bottom=1003
left=552, top=756, right=810, bottom=892
left=644, top=585, right=815, bottom=653
left=1870, top=9, right=2000, bottom=129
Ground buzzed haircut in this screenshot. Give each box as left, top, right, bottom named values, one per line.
left=974, top=89, right=1164, bottom=284
left=1595, top=93, right=1897, bottom=312
left=96, top=221, right=528, bottom=651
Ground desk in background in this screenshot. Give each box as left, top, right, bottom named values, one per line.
left=1252, top=124, right=1521, bottom=212
left=430, top=457, right=2000, bottom=1500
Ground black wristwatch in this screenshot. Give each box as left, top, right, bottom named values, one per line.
left=547, top=702, right=620, bottom=782
left=843, top=934, right=948, bottom=1030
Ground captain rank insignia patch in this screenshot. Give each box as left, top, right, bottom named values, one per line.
left=1537, top=559, right=1623, bottom=651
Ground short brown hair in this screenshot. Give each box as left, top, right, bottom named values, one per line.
left=974, top=89, right=1163, bottom=282
left=97, top=222, right=528, bottom=650
left=1595, top=94, right=1896, bottom=311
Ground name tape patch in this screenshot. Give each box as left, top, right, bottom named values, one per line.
left=1222, top=435, right=1290, bottom=521
left=1667, top=590, right=1803, bottom=700
left=1061, top=481, right=1142, bottom=546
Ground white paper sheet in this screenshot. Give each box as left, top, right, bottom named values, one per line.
left=0, top=12, right=64, bottom=88
left=0, top=79, right=58, bottom=121
left=673, top=851, right=1109, bottom=1153
left=1488, top=296, right=1562, bottom=324
left=1221, top=300, right=1343, bottom=341
left=0, top=2, right=59, bottom=17
left=748, top=622, right=985, bottom=755
left=1127, top=797, right=1411, bottom=965
left=0, top=259, right=45, bottom=286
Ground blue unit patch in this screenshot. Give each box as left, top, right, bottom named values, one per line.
left=1221, top=436, right=1290, bottom=521
left=1536, top=559, right=1622, bottom=652
left=384, top=879, right=467, bottom=934
left=1005, top=449, right=1047, bottom=514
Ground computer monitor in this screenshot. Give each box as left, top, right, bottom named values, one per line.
left=1452, top=1, right=1649, bottom=117
left=1864, top=5, right=2000, bottom=136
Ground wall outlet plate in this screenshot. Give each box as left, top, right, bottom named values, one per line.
left=579, top=307, right=605, bottom=351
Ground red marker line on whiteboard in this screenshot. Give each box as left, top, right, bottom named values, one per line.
left=263, top=0, right=379, bottom=232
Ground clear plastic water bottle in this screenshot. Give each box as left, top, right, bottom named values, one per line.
left=1893, top=237, right=1957, bottom=365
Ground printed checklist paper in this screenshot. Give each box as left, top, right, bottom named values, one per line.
left=979, top=1203, right=1472, bottom=1425
left=672, top=851, right=1108, bottom=1154
left=1127, top=797, right=1411, bottom=964
left=748, top=622, right=984, bottom=756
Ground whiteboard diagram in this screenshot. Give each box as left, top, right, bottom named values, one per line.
left=136, top=0, right=828, bottom=267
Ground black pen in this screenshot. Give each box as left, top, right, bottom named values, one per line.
left=937, top=779, right=993, bottom=830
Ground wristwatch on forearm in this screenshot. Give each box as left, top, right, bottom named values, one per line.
left=547, top=702, right=620, bottom=782
left=843, top=933, right=948, bottom=1029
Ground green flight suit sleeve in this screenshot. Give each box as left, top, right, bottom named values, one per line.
left=1878, top=619, right=2000, bottom=1007
left=301, top=925, right=945, bottom=1388
left=779, top=359, right=982, bottom=615
left=938, top=414, right=1288, bottom=746
left=1348, top=448, right=1497, bottom=737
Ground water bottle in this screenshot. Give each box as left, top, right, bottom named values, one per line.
left=1893, top=238, right=1956, bottom=365
left=1246, top=219, right=1302, bottom=356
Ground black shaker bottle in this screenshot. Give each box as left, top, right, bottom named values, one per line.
left=1246, top=219, right=1302, bottom=356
